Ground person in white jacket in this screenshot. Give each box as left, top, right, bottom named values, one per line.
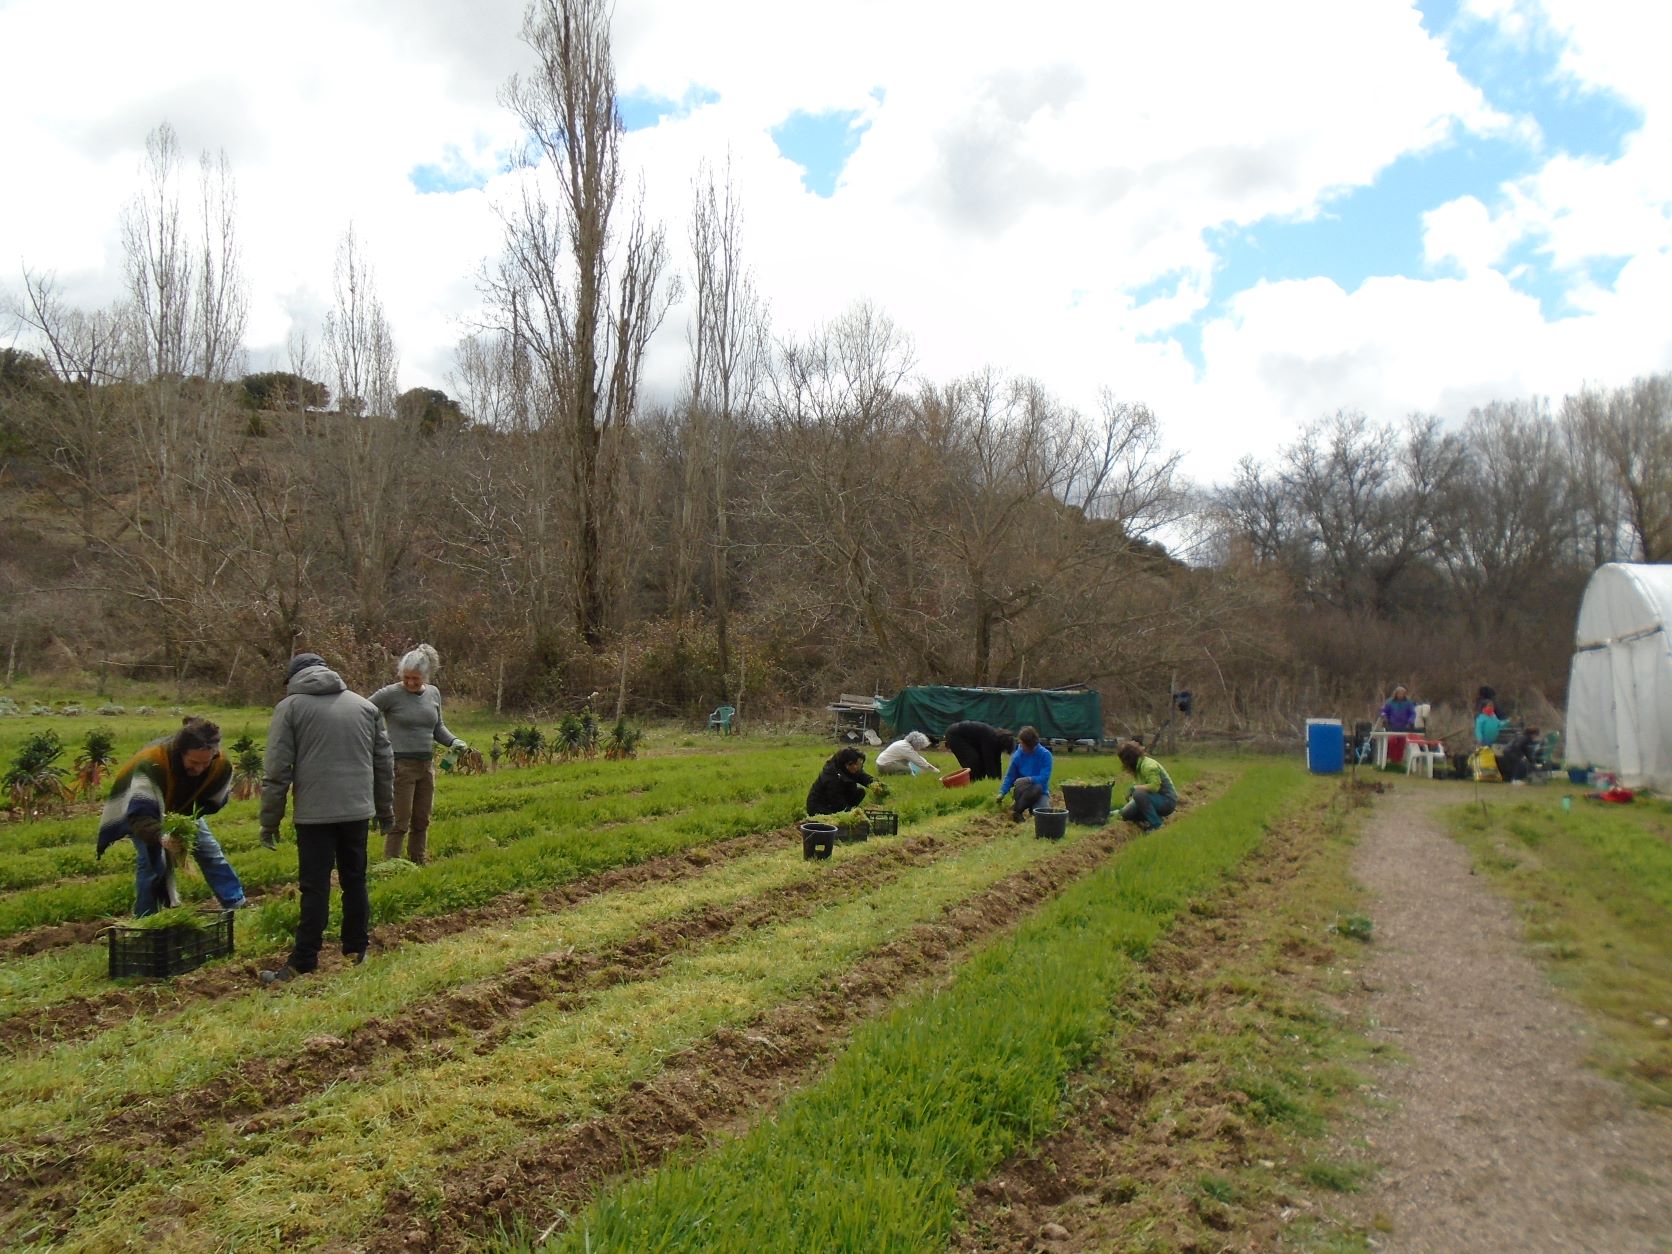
left=875, top=731, right=940, bottom=776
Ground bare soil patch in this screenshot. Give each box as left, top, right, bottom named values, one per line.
left=1340, top=784, right=1672, bottom=1252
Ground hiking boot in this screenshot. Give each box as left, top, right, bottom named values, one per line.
left=259, top=964, right=300, bottom=986
left=345, top=951, right=366, bottom=966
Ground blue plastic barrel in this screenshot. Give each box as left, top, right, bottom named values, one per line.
left=1306, top=718, right=1345, bottom=774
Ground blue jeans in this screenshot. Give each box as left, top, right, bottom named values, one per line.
left=1121, top=789, right=1177, bottom=831
left=131, top=818, right=246, bottom=916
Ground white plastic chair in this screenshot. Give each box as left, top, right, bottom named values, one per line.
left=1406, top=739, right=1446, bottom=779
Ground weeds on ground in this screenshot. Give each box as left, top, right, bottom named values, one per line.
left=1449, top=793, right=1672, bottom=1107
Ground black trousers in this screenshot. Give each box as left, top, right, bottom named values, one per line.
left=946, top=731, right=1003, bottom=781
left=288, top=819, right=370, bottom=973
left=1010, top=778, right=1044, bottom=818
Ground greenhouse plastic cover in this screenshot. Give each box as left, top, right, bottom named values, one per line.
left=1565, top=563, right=1672, bottom=792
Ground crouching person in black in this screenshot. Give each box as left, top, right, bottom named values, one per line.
left=1495, top=726, right=1540, bottom=783
left=806, top=747, right=872, bottom=816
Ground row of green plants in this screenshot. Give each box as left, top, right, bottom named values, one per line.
left=12, top=801, right=1104, bottom=1247
left=0, top=751, right=818, bottom=938
left=0, top=801, right=1020, bottom=1156
left=0, top=739, right=802, bottom=882
left=0, top=751, right=999, bottom=1021
left=498, top=713, right=643, bottom=767
left=535, top=762, right=1310, bottom=1252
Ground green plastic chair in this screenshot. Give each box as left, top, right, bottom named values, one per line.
left=708, top=705, right=736, bottom=734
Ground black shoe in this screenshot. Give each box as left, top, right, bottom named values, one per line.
left=346, top=951, right=366, bottom=966
left=259, top=964, right=300, bottom=986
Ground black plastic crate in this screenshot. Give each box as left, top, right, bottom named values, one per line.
left=862, top=808, right=899, bottom=836
left=834, top=818, right=869, bottom=844
left=108, top=910, right=235, bottom=979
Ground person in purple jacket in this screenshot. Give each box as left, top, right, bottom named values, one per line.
left=997, top=725, right=1053, bottom=823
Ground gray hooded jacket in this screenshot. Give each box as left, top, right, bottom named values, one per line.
left=260, top=663, right=394, bottom=829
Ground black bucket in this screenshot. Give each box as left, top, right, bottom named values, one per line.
left=1060, top=783, right=1112, bottom=826
left=800, top=821, right=837, bottom=860
left=1032, top=808, right=1069, bottom=841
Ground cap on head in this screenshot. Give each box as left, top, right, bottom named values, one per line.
left=286, top=652, right=327, bottom=680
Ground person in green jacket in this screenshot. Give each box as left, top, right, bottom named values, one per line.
left=1117, top=741, right=1177, bottom=831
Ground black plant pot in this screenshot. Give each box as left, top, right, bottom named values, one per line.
left=1032, top=808, right=1069, bottom=841
left=800, top=821, right=837, bottom=860
left=1060, top=783, right=1113, bottom=825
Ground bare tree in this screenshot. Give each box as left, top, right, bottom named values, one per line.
left=679, top=154, right=768, bottom=692
left=99, top=124, right=250, bottom=682
left=1566, top=374, right=1672, bottom=562
left=1441, top=399, right=1573, bottom=628
left=322, top=225, right=398, bottom=419
left=7, top=273, right=129, bottom=541
left=756, top=302, right=918, bottom=674
left=492, top=0, right=676, bottom=649
left=310, top=229, right=412, bottom=631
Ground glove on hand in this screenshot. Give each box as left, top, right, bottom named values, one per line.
left=130, top=815, right=163, bottom=846
left=452, top=739, right=469, bottom=753
left=376, top=815, right=394, bottom=835
left=260, top=828, right=280, bottom=851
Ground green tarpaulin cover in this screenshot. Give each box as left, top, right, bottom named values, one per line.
left=876, top=686, right=1103, bottom=742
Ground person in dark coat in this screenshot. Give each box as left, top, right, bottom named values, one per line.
left=806, top=747, right=873, bottom=816
left=1495, top=726, right=1540, bottom=783
left=943, top=720, right=1015, bottom=781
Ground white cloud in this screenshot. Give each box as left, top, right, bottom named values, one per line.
left=2, top=0, right=1669, bottom=492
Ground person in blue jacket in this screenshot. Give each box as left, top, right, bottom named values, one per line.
left=997, top=725, right=1053, bottom=823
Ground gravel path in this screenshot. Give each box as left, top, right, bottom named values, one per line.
left=1346, top=784, right=1672, bottom=1253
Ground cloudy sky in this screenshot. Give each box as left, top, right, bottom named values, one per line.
left=3, top=0, right=1669, bottom=483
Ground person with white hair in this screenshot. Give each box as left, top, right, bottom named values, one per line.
left=874, top=730, right=940, bottom=776
left=368, top=643, right=467, bottom=865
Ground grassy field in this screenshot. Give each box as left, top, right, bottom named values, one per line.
left=0, top=688, right=1382, bottom=1251
left=1448, top=785, right=1672, bottom=1107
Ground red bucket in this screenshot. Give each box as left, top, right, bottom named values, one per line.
left=942, top=767, right=971, bottom=788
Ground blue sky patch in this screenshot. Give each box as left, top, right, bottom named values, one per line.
left=1205, top=132, right=1527, bottom=305
left=408, top=145, right=491, bottom=194
left=771, top=107, right=870, bottom=197
left=1418, top=0, right=1642, bottom=160
left=619, top=84, right=721, bottom=132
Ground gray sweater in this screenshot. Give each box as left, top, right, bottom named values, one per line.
left=369, top=683, right=459, bottom=760
left=260, top=664, right=395, bottom=828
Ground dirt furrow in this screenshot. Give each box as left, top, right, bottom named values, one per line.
left=375, top=821, right=1147, bottom=1252
left=950, top=800, right=1334, bottom=1252
left=0, top=828, right=974, bottom=1232
left=0, top=826, right=794, bottom=1053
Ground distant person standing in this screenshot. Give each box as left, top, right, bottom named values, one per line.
left=368, top=643, right=466, bottom=865
left=258, top=653, right=393, bottom=986
left=1377, top=685, right=1418, bottom=732
left=943, top=720, right=1015, bottom=782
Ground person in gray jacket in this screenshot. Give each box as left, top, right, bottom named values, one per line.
left=258, top=652, right=394, bottom=985
left=368, top=643, right=464, bottom=865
